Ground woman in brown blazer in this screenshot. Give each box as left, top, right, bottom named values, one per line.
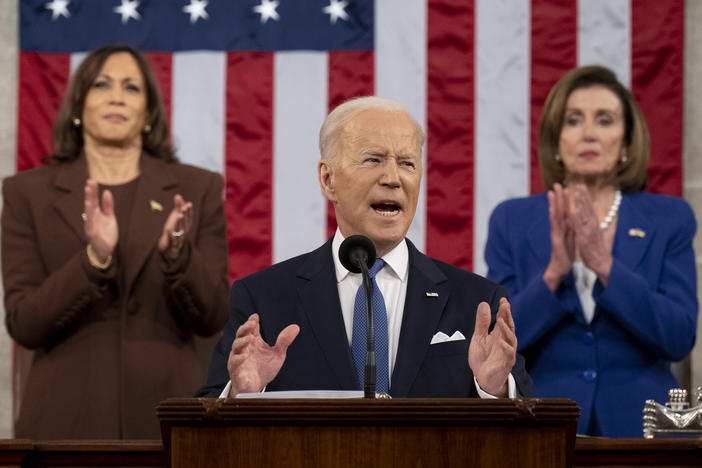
left=1, top=45, right=229, bottom=439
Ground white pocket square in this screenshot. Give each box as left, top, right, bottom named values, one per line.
left=430, top=330, right=466, bottom=344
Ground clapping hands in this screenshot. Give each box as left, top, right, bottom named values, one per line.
left=158, top=194, right=193, bottom=259
left=84, top=179, right=118, bottom=264
left=543, top=183, right=613, bottom=291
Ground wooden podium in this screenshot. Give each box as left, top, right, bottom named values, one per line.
left=157, top=397, right=579, bottom=467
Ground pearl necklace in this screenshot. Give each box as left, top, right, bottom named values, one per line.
left=599, top=190, right=622, bottom=230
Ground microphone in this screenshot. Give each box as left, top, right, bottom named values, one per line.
left=339, top=235, right=377, bottom=398
left=339, top=235, right=376, bottom=273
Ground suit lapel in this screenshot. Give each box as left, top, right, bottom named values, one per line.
left=526, top=195, right=551, bottom=266
left=295, top=239, right=358, bottom=390
left=50, top=155, right=176, bottom=289
left=390, top=240, right=449, bottom=397
left=612, top=194, right=654, bottom=272
left=52, top=159, right=90, bottom=241
left=123, top=156, right=175, bottom=290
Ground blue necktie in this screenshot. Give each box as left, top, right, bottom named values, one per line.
left=351, top=259, right=389, bottom=393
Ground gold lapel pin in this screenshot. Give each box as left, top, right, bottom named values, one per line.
left=628, top=228, right=646, bottom=238
left=150, top=200, right=163, bottom=212
left=425, top=292, right=439, bottom=297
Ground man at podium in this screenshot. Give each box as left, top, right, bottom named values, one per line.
left=197, top=97, right=532, bottom=399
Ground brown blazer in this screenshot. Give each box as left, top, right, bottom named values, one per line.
left=1, top=155, right=229, bottom=439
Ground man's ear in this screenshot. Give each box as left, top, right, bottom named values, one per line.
left=318, top=159, right=336, bottom=203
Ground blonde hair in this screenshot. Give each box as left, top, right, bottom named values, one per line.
left=538, top=65, right=650, bottom=193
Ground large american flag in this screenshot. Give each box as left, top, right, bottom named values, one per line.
left=17, top=0, right=683, bottom=283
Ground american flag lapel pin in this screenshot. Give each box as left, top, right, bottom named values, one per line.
left=150, top=200, right=163, bottom=212
left=628, top=228, right=646, bottom=238
left=426, top=292, right=439, bottom=297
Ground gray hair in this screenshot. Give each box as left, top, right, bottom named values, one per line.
left=319, top=96, right=425, bottom=161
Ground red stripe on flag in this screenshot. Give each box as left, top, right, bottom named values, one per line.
left=326, top=51, right=375, bottom=240
left=16, top=52, right=70, bottom=172
left=15, top=52, right=70, bottom=428
left=143, top=53, right=173, bottom=123
left=426, top=0, right=475, bottom=269
left=631, top=0, right=683, bottom=196
left=224, top=52, right=274, bottom=282
left=529, top=0, right=577, bottom=194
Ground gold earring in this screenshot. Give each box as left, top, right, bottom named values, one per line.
left=143, top=124, right=152, bottom=134
left=72, top=117, right=81, bottom=127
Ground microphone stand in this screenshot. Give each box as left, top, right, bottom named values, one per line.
left=356, top=254, right=376, bottom=399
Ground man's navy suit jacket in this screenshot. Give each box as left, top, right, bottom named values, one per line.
left=197, top=238, right=532, bottom=397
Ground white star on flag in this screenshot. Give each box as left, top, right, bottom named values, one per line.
left=113, top=0, right=141, bottom=24
left=253, top=0, right=280, bottom=24
left=183, top=0, right=209, bottom=24
left=322, top=0, right=349, bottom=24
left=45, top=0, right=70, bottom=20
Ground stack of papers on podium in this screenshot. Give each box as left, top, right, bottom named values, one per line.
left=236, top=390, right=364, bottom=399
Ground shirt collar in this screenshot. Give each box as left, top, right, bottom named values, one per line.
left=332, top=227, right=409, bottom=283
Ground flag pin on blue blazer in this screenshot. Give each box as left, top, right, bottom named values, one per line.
left=628, top=228, right=646, bottom=238
left=150, top=200, right=163, bottom=212
left=426, top=292, right=439, bottom=297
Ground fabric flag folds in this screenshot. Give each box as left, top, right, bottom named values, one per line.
left=17, top=0, right=683, bottom=282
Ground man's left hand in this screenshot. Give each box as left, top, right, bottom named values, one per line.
left=468, top=298, right=517, bottom=397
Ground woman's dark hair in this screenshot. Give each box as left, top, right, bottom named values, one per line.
left=538, top=65, right=649, bottom=193
left=49, top=44, right=176, bottom=163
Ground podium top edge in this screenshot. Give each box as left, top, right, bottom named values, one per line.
left=156, top=397, right=580, bottom=425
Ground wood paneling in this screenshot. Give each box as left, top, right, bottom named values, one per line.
left=158, top=397, right=579, bottom=468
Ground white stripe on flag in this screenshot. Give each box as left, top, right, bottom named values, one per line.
left=273, top=51, right=328, bottom=263
left=375, top=0, right=427, bottom=253
left=474, top=0, right=531, bottom=275
left=578, top=0, right=631, bottom=87
left=172, top=51, right=226, bottom=174
left=70, top=52, right=87, bottom=74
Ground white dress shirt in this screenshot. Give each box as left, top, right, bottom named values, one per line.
left=573, top=261, right=597, bottom=324
left=220, top=229, right=516, bottom=398
left=332, top=228, right=408, bottom=383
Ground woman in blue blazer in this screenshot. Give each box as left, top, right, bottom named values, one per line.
left=485, top=66, right=697, bottom=437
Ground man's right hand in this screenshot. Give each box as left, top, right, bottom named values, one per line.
left=227, top=313, right=300, bottom=397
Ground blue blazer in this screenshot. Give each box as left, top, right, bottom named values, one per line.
left=485, top=192, right=697, bottom=437
left=198, top=238, right=532, bottom=398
